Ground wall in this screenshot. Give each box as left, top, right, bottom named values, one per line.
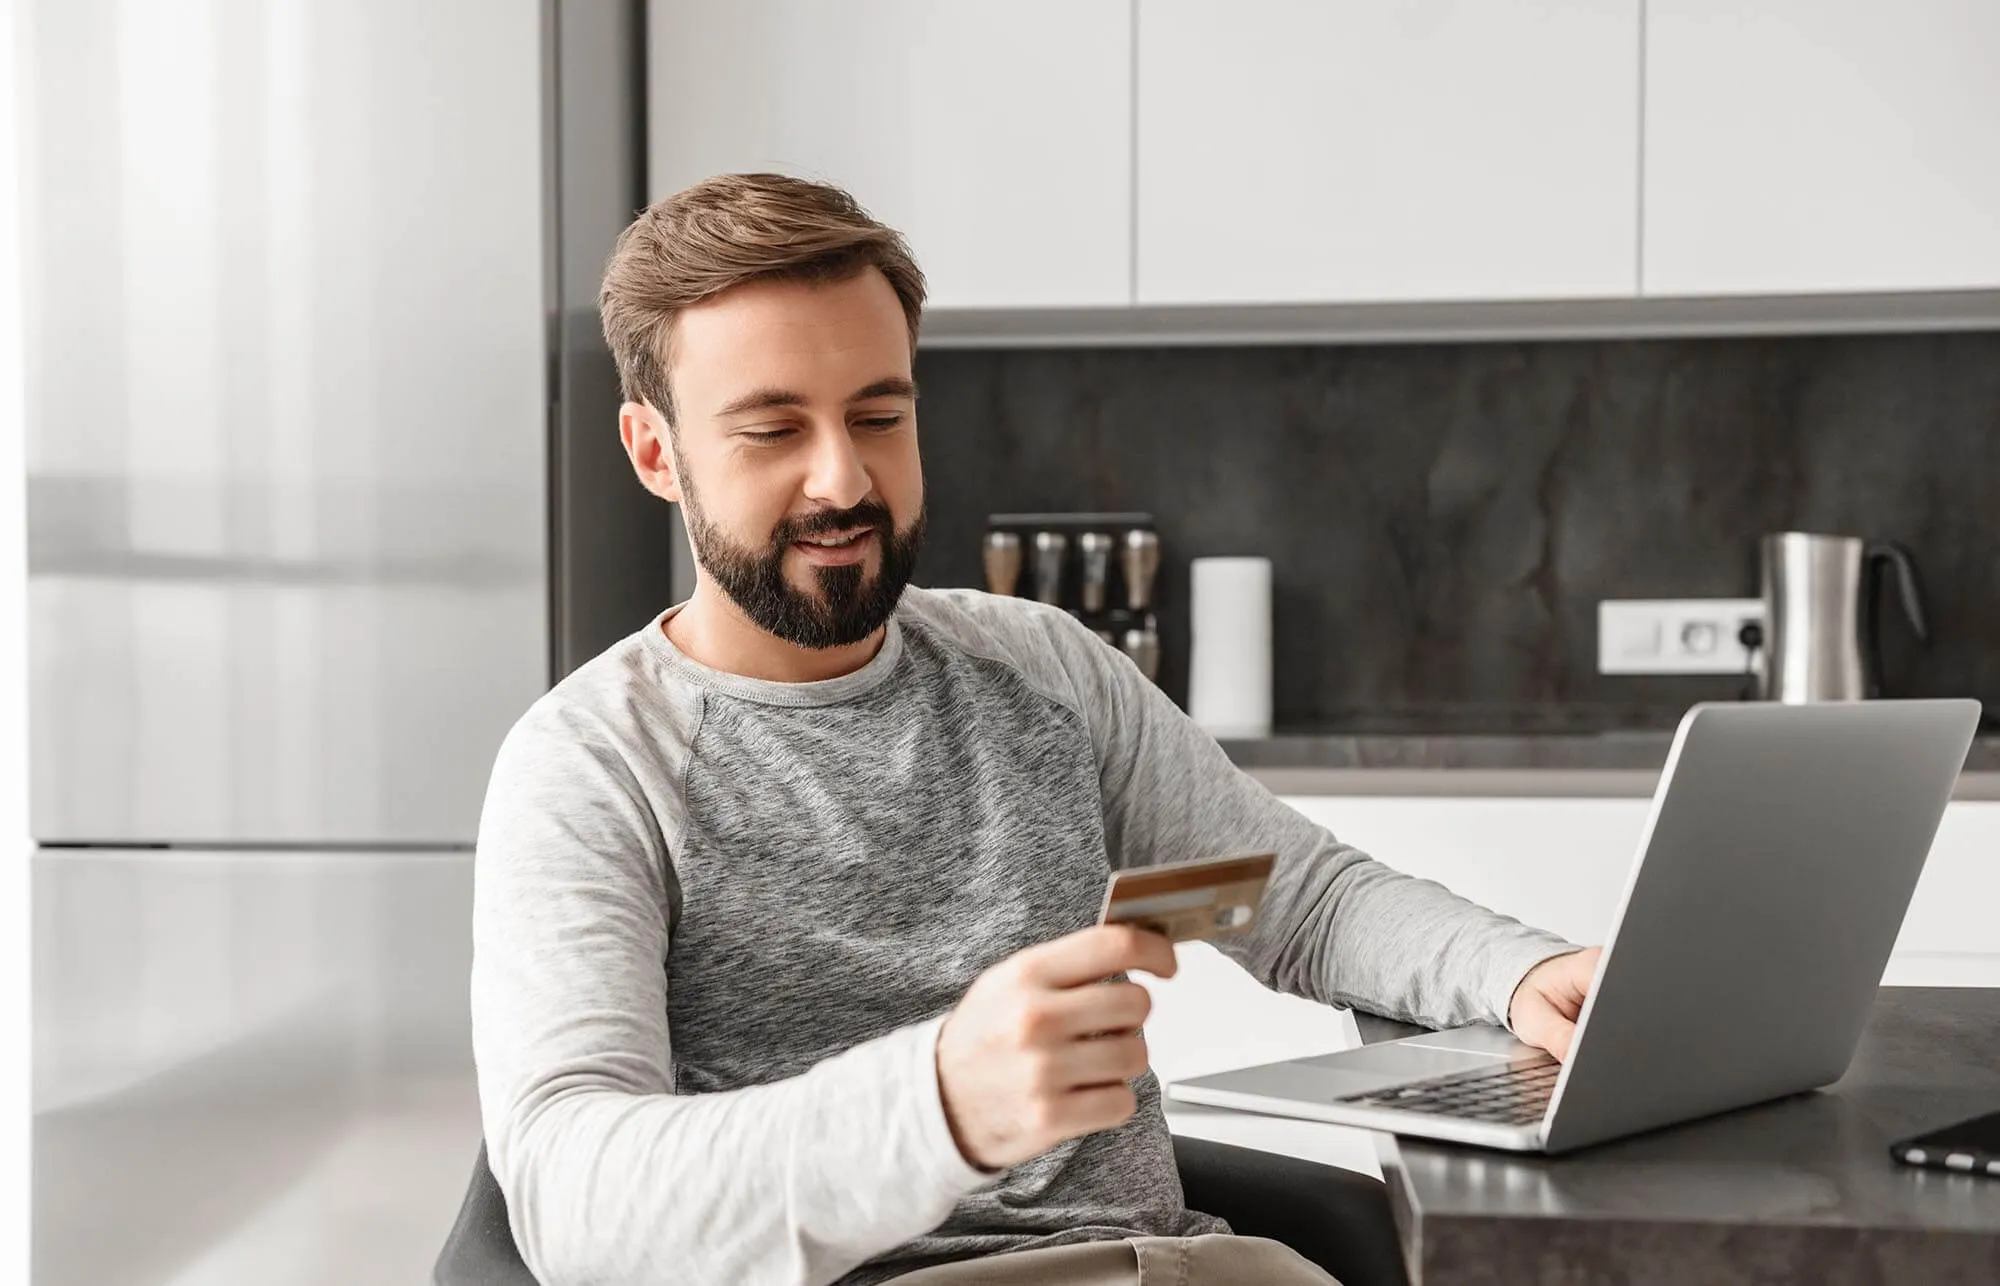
left=913, top=333, right=2000, bottom=726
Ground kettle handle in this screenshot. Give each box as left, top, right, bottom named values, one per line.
left=1866, top=541, right=1929, bottom=642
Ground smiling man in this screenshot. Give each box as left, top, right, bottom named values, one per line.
left=470, top=173, right=1598, bottom=1286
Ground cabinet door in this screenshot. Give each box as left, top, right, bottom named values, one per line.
left=1282, top=795, right=2000, bottom=990
left=1136, top=1, right=1640, bottom=305
left=1644, top=0, right=2000, bottom=295
left=1891, top=801, right=2000, bottom=986
left=1279, top=796, right=1651, bottom=947
left=647, top=1, right=1132, bottom=310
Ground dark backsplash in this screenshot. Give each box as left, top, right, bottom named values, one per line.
left=911, top=332, right=2000, bottom=727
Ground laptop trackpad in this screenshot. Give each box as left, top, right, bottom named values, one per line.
left=1293, top=1041, right=1510, bottom=1089
left=1398, top=1025, right=1542, bottom=1057
left=1173, top=1027, right=1531, bottom=1103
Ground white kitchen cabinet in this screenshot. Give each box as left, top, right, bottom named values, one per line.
left=1889, top=801, right=2000, bottom=984
left=1280, top=796, right=2000, bottom=987
left=647, top=0, right=1133, bottom=310
left=1135, top=0, right=1641, bottom=306
left=1644, top=0, right=2000, bottom=296
left=1280, top=796, right=1650, bottom=946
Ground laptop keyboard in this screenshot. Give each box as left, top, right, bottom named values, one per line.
left=1334, top=1054, right=1562, bottom=1126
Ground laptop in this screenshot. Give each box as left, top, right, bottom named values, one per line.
left=1167, top=699, right=1981, bottom=1154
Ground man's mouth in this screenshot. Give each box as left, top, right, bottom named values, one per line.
left=797, top=529, right=872, bottom=548
left=790, top=526, right=879, bottom=565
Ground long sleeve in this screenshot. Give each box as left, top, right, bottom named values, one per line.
left=469, top=711, right=990, bottom=1286
left=1068, top=633, right=1578, bottom=1031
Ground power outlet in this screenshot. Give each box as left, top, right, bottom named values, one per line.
left=1598, top=599, right=1765, bottom=675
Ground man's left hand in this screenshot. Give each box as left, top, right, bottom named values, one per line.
left=1507, top=947, right=1602, bottom=1062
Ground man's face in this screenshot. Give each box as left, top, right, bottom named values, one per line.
left=655, top=268, right=925, bottom=649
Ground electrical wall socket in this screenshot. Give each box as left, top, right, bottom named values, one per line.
left=1598, top=599, right=1766, bottom=675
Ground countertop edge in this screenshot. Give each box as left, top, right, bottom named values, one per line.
left=1243, top=766, right=2000, bottom=801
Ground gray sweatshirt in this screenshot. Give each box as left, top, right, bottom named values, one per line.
left=470, top=586, right=1574, bottom=1286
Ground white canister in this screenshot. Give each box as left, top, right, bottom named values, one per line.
left=1187, top=556, right=1273, bottom=739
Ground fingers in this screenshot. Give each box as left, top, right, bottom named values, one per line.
left=1063, top=1083, right=1140, bottom=1134
left=1542, top=1014, right=1577, bottom=1063
left=1037, top=980, right=1153, bottom=1038
left=1559, top=947, right=1603, bottom=1013
left=1513, top=947, right=1601, bottom=1028
left=1017, top=924, right=1179, bottom=989
left=1516, top=993, right=1579, bottom=1063
left=1052, top=1032, right=1151, bottom=1089
left=1513, top=947, right=1603, bottom=1062
left=1540, top=947, right=1602, bottom=1023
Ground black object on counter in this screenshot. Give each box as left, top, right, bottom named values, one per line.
left=1892, top=1107, right=2000, bottom=1177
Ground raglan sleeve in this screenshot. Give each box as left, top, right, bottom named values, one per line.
left=1055, top=618, right=1578, bottom=1030
left=470, top=706, right=990, bottom=1286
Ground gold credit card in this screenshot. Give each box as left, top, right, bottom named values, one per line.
left=1098, top=852, right=1276, bottom=944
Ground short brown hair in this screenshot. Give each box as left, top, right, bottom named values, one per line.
left=599, top=173, right=927, bottom=427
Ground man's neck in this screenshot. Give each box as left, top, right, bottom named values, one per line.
left=663, top=581, right=888, bottom=683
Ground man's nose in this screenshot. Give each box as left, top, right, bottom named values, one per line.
left=801, top=424, right=872, bottom=512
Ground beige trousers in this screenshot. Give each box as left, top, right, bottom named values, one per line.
left=887, top=1234, right=1341, bottom=1285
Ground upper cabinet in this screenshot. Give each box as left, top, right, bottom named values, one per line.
left=647, top=0, right=1133, bottom=311
left=1644, top=0, right=2000, bottom=296
left=642, top=1, right=2000, bottom=336
left=1134, top=1, right=1642, bottom=306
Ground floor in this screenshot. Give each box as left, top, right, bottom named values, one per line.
left=151, top=1074, right=481, bottom=1286
left=33, top=849, right=484, bottom=1286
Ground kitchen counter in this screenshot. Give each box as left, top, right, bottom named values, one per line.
left=1354, top=988, right=2000, bottom=1285
left=1220, top=726, right=2000, bottom=800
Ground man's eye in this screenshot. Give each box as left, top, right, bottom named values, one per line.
left=740, top=427, right=796, bottom=444
left=858, top=416, right=903, bottom=430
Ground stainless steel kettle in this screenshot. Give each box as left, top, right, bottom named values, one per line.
left=1756, top=532, right=1927, bottom=703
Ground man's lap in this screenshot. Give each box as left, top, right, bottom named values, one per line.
left=886, top=1234, right=1341, bottom=1285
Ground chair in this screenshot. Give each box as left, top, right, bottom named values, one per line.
left=436, top=1137, right=1408, bottom=1286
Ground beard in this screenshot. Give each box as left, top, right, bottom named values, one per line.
left=678, top=468, right=926, bottom=650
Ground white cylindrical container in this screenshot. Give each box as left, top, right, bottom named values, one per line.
left=1187, top=556, right=1273, bottom=739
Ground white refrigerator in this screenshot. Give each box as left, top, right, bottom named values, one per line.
left=19, top=1, right=660, bottom=1280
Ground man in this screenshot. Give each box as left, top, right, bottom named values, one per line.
left=471, top=172, right=1599, bottom=1286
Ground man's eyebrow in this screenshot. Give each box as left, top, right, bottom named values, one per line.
left=849, top=376, right=918, bottom=403
left=715, top=387, right=808, bottom=418
left=713, top=377, right=917, bottom=419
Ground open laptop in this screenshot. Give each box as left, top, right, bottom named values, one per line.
left=1167, top=699, right=1981, bottom=1154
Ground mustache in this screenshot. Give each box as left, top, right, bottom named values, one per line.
left=773, top=500, right=895, bottom=545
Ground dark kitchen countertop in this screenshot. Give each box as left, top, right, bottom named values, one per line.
left=1352, top=987, right=2000, bottom=1285
left=1216, top=715, right=2000, bottom=800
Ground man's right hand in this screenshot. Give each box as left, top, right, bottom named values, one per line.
left=934, top=924, right=1178, bottom=1172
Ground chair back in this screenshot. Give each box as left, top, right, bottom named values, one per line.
left=433, top=1143, right=538, bottom=1286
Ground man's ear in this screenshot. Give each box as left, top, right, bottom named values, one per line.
left=619, top=400, right=683, bottom=504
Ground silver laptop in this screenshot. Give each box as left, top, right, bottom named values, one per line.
left=1167, top=699, right=1981, bottom=1154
